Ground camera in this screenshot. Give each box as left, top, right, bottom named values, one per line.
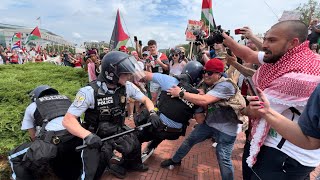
left=193, top=25, right=227, bottom=46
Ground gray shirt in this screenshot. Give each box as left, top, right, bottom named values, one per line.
left=205, top=81, right=237, bottom=136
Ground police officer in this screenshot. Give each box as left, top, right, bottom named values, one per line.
left=137, top=61, right=206, bottom=162
left=8, top=85, right=82, bottom=180
left=63, top=51, right=159, bottom=179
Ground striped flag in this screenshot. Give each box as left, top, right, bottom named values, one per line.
left=11, top=40, right=21, bottom=49
left=201, top=0, right=216, bottom=31
left=109, top=9, right=129, bottom=50
left=11, top=33, right=22, bottom=49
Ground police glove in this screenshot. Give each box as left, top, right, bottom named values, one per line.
left=148, top=110, right=162, bottom=128
left=112, top=136, right=133, bottom=155
left=84, top=133, right=102, bottom=149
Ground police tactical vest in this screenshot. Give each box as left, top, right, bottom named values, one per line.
left=207, top=77, right=248, bottom=125
left=84, top=81, right=127, bottom=127
left=158, top=80, right=199, bottom=124
left=34, top=95, right=72, bottom=127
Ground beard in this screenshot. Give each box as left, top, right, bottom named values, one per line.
left=262, top=48, right=286, bottom=64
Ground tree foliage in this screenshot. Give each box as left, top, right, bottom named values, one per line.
left=296, top=0, right=320, bottom=25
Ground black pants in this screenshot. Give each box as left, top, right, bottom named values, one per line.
left=246, top=145, right=315, bottom=180
left=81, top=131, right=142, bottom=180
left=137, top=125, right=183, bottom=149
left=8, top=136, right=82, bottom=180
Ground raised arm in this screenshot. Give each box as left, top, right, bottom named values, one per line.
left=222, top=32, right=260, bottom=64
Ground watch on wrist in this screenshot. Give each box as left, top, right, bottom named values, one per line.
left=179, top=90, right=185, bottom=98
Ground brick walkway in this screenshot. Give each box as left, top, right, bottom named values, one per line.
left=101, top=119, right=320, bottom=180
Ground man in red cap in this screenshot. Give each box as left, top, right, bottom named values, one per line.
left=162, top=59, right=247, bottom=180
left=119, top=46, right=128, bottom=53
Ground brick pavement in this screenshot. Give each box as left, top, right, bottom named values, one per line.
left=101, top=119, right=320, bottom=180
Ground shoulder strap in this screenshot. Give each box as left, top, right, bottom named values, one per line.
left=277, top=107, right=301, bottom=149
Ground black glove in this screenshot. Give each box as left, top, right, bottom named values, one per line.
left=148, top=112, right=162, bottom=128
left=100, top=142, right=113, bottom=162
left=112, top=136, right=133, bottom=155
left=84, top=133, right=102, bottom=149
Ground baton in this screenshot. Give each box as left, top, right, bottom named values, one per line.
left=76, top=122, right=152, bottom=151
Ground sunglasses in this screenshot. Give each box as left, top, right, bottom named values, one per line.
left=203, top=70, right=219, bottom=76
left=142, top=54, right=148, bottom=57
left=173, top=54, right=179, bottom=57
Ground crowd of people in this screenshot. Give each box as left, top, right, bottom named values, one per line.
left=6, top=19, right=320, bottom=180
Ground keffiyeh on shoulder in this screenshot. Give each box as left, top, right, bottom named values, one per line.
left=247, top=41, right=320, bottom=167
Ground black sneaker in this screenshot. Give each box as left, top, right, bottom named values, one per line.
left=109, top=164, right=126, bottom=179
left=160, top=159, right=181, bottom=168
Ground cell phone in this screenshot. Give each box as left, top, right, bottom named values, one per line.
left=234, top=28, right=242, bottom=35
left=245, top=77, right=260, bottom=99
left=226, top=48, right=232, bottom=56
left=139, top=40, right=142, bottom=46
left=134, top=36, right=138, bottom=42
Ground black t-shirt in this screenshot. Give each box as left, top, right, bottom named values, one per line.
left=298, top=84, right=320, bottom=139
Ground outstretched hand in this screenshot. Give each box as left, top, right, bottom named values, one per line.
left=167, top=85, right=181, bottom=98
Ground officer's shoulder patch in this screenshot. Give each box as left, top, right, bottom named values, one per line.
left=73, top=91, right=86, bottom=107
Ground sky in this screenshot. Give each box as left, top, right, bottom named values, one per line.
left=0, top=0, right=309, bottom=49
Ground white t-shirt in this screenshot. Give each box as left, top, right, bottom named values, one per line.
left=170, top=61, right=186, bottom=76
left=263, top=95, right=320, bottom=167
left=257, top=51, right=265, bottom=65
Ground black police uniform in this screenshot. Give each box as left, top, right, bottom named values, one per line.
left=8, top=94, right=82, bottom=180
left=80, top=81, right=142, bottom=180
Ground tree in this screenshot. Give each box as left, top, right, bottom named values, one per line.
left=296, top=0, right=320, bottom=25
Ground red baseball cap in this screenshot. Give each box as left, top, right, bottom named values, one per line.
left=119, top=46, right=127, bottom=51
left=204, top=58, right=224, bottom=73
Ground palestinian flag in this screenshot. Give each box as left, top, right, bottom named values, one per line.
left=25, top=26, right=41, bottom=44
left=11, top=40, right=21, bottom=49
left=109, top=9, right=129, bottom=50
left=12, top=32, right=22, bottom=42
left=201, top=0, right=216, bottom=32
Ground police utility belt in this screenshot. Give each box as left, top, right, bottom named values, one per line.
left=40, top=129, right=73, bottom=145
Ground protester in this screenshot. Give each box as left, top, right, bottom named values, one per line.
left=87, top=50, right=98, bottom=82
left=62, top=51, right=158, bottom=179
left=8, top=85, right=82, bottom=180
left=247, top=85, right=320, bottom=150
left=169, top=48, right=186, bottom=76
left=162, top=59, right=247, bottom=180
left=223, top=20, right=320, bottom=179
left=137, top=61, right=204, bottom=162
left=146, top=40, right=170, bottom=105
left=308, top=18, right=320, bottom=47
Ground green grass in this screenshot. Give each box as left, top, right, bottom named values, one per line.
left=0, top=63, right=87, bottom=155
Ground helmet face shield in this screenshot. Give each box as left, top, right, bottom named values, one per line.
left=113, top=56, right=145, bottom=82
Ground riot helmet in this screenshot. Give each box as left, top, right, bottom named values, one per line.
left=98, top=51, right=145, bottom=85
left=181, top=61, right=204, bottom=86
left=29, top=85, right=59, bottom=102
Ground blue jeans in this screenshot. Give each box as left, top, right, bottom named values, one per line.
left=172, top=123, right=236, bottom=180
